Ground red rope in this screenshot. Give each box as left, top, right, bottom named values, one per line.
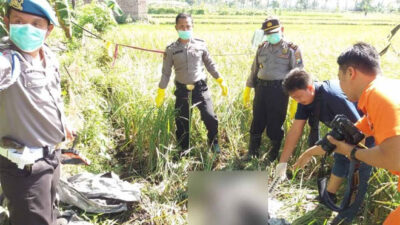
left=118, top=44, right=165, bottom=54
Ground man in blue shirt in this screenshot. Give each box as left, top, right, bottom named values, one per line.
left=274, top=68, right=372, bottom=224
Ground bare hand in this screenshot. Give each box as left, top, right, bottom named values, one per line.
left=65, top=123, right=76, bottom=142
left=293, top=151, right=313, bottom=170
left=327, top=135, right=353, bottom=157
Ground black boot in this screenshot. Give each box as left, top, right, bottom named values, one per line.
left=243, top=134, right=261, bottom=161
left=267, top=140, right=281, bottom=162
left=208, top=138, right=220, bottom=154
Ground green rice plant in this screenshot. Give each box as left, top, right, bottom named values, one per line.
left=51, top=12, right=400, bottom=224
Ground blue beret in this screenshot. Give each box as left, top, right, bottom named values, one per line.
left=8, top=0, right=59, bottom=26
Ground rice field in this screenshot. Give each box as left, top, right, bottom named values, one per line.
left=55, top=12, right=400, bottom=224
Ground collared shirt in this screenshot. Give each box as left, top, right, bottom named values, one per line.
left=295, top=80, right=360, bottom=125
left=355, top=77, right=400, bottom=192
left=0, top=43, right=65, bottom=148
left=246, top=39, right=304, bottom=87
left=158, top=38, right=220, bottom=89
left=355, top=77, right=400, bottom=145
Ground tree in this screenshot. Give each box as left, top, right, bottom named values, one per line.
left=296, top=0, right=309, bottom=10
left=360, top=0, right=372, bottom=15
left=49, top=0, right=73, bottom=39
left=311, top=0, right=318, bottom=9
left=271, top=0, right=279, bottom=9
left=185, top=0, right=195, bottom=5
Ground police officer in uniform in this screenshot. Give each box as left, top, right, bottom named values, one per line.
left=243, top=17, right=304, bottom=161
left=0, top=1, right=74, bottom=224
left=155, top=13, right=228, bottom=154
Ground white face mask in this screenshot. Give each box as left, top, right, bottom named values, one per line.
left=266, top=31, right=282, bottom=45
left=178, top=30, right=193, bottom=40
left=9, top=24, right=47, bottom=53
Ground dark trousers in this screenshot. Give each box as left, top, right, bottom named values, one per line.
left=174, top=80, right=218, bottom=149
left=249, top=80, right=288, bottom=153
left=0, top=150, right=61, bottom=225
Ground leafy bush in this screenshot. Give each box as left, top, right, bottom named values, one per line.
left=114, top=13, right=132, bottom=24
left=147, top=6, right=268, bottom=16
left=189, top=8, right=205, bottom=15
left=0, top=1, right=7, bottom=38
left=0, top=22, right=7, bottom=38
left=148, top=6, right=208, bottom=15
left=73, top=2, right=117, bottom=38
left=148, top=7, right=183, bottom=14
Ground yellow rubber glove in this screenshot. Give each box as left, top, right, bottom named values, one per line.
left=288, top=97, right=298, bottom=120
left=155, top=88, right=165, bottom=107
left=216, top=78, right=228, bottom=96
left=243, top=86, right=251, bottom=107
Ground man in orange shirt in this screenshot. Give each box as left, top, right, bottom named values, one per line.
left=297, top=42, right=400, bottom=224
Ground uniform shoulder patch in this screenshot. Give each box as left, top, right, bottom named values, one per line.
left=258, top=42, right=267, bottom=49
left=166, top=41, right=177, bottom=49
left=287, top=42, right=298, bottom=51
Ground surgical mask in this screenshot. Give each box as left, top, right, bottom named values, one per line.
left=266, top=32, right=282, bottom=45
left=10, top=24, right=47, bottom=53
left=178, top=30, right=192, bottom=40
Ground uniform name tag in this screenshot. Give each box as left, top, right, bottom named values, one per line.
left=173, top=50, right=183, bottom=55
left=278, top=54, right=289, bottom=59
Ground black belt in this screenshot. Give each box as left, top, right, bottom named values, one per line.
left=175, top=80, right=206, bottom=90
left=257, top=79, right=283, bottom=87
left=42, top=146, right=51, bottom=158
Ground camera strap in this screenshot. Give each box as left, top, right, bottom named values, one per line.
left=317, top=152, right=360, bottom=212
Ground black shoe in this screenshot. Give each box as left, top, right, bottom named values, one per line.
left=314, top=192, right=337, bottom=204
left=267, top=140, right=281, bottom=162
left=212, top=143, right=221, bottom=153
left=244, top=135, right=261, bottom=161
left=267, top=150, right=279, bottom=162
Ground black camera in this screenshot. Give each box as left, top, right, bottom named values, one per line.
left=316, top=114, right=365, bottom=154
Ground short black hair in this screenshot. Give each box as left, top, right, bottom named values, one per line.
left=175, top=13, right=192, bottom=25
left=283, top=68, right=313, bottom=94
left=337, top=42, right=381, bottom=75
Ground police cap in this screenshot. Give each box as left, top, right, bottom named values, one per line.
left=262, top=17, right=280, bottom=34
left=8, top=0, right=59, bottom=25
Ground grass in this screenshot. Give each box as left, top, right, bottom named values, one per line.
left=148, top=13, right=400, bottom=25
left=49, top=11, right=400, bottom=224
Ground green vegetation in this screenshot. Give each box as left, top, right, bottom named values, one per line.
left=0, top=0, right=7, bottom=37
left=72, top=2, right=117, bottom=38
left=0, top=7, right=397, bottom=224
left=149, top=13, right=400, bottom=26
left=54, top=13, right=400, bottom=223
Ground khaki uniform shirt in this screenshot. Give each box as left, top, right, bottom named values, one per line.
left=246, top=40, right=304, bottom=87
left=0, top=43, right=65, bottom=148
left=159, top=38, right=220, bottom=89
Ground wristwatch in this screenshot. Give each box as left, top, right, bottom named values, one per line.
left=350, top=146, right=359, bottom=161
